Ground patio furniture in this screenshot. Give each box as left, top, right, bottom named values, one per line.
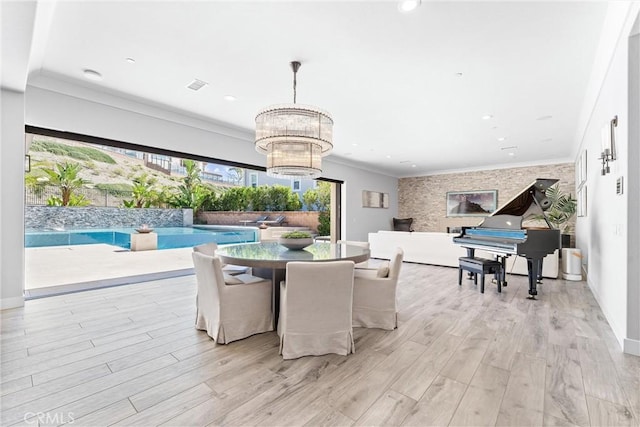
left=257, top=215, right=287, bottom=226
left=239, top=215, right=268, bottom=226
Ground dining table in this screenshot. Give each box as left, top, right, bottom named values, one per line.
left=216, top=241, right=370, bottom=325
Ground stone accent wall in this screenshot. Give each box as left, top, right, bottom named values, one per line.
left=399, top=163, right=575, bottom=232
left=198, top=211, right=320, bottom=233
left=25, top=207, right=192, bottom=230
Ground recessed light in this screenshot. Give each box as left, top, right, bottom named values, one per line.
left=482, top=115, right=493, bottom=120
left=411, top=164, right=417, bottom=168
left=386, top=155, right=392, bottom=159
left=537, top=115, right=553, bottom=121
left=398, top=0, right=421, bottom=13
left=126, top=57, right=136, bottom=64
left=455, top=72, right=464, bottom=77
left=352, top=143, right=359, bottom=146
left=497, top=137, right=506, bottom=142
left=83, top=69, right=103, bottom=81
left=223, top=95, right=236, bottom=101
left=508, top=152, right=515, bottom=157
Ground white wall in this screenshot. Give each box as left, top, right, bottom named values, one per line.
left=25, top=85, right=398, bottom=242
left=574, top=4, right=640, bottom=354
left=0, top=89, right=27, bottom=309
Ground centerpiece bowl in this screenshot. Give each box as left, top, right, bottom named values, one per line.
left=278, top=231, right=313, bottom=250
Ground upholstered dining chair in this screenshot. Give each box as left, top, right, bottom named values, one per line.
left=278, top=260, right=355, bottom=359
left=193, top=242, right=250, bottom=275
left=192, top=252, right=273, bottom=344
left=352, top=247, right=404, bottom=330
left=337, top=240, right=371, bottom=269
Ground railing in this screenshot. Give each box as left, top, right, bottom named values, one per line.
left=25, top=186, right=132, bottom=207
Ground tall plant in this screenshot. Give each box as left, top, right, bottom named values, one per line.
left=535, top=184, right=577, bottom=233
left=41, top=162, right=90, bottom=206
left=123, top=173, right=160, bottom=208
left=169, top=160, right=211, bottom=214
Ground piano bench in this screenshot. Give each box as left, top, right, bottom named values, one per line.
left=458, top=257, right=503, bottom=294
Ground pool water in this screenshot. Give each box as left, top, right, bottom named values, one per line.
left=25, top=226, right=258, bottom=250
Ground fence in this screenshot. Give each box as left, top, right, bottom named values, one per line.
left=25, top=186, right=132, bottom=207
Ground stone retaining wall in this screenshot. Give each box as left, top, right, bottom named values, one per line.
left=25, top=206, right=192, bottom=230
left=197, top=211, right=320, bottom=233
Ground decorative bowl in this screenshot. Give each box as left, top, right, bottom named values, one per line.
left=278, top=237, right=314, bottom=250
left=135, top=226, right=154, bottom=233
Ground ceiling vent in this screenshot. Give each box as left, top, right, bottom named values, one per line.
left=187, top=79, right=208, bottom=91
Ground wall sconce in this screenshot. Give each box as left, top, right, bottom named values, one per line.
left=599, top=115, right=618, bottom=175
left=25, top=155, right=31, bottom=173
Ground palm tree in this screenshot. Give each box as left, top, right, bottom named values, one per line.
left=42, top=162, right=90, bottom=206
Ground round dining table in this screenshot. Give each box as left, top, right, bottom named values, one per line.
left=216, top=241, right=370, bottom=325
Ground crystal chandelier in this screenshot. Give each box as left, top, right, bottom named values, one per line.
left=255, top=61, right=333, bottom=178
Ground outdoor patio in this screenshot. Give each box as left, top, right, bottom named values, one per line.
left=25, top=244, right=194, bottom=298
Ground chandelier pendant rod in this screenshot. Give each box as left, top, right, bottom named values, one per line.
left=291, top=61, right=301, bottom=104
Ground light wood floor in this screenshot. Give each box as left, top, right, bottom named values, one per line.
left=1, top=262, right=639, bottom=426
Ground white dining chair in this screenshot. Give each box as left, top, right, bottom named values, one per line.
left=193, top=242, right=250, bottom=275
left=192, top=251, right=273, bottom=344
left=278, top=260, right=355, bottom=359
left=352, top=247, right=404, bottom=330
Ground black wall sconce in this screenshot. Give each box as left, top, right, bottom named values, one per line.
left=24, top=155, right=31, bottom=173
left=599, top=115, right=618, bottom=175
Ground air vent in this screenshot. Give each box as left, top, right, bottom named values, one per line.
left=187, top=79, right=208, bottom=91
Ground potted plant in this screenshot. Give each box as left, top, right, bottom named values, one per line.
left=535, top=184, right=577, bottom=248
left=278, top=231, right=314, bottom=250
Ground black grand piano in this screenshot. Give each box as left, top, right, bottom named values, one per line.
left=453, top=178, right=561, bottom=299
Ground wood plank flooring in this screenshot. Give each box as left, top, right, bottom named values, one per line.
left=1, top=261, right=639, bottom=426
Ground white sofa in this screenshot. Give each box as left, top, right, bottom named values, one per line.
left=368, top=230, right=559, bottom=279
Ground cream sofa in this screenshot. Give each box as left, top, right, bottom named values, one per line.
left=368, top=230, right=559, bottom=279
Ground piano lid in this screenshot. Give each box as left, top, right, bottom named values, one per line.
left=490, top=178, right=558, bottom=217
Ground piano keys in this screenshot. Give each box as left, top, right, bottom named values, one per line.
left=453, top=179, right=561, bottom=299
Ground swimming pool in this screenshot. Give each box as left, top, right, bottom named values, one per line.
left=25, top=226, right=259, bottom=250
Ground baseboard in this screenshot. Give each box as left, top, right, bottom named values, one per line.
left=624, top=338, right=640, bottom=356
left=1, top=296, right=25, bottom=310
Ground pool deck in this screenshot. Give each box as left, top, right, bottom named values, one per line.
left=25, top=244, right=194, bottom=298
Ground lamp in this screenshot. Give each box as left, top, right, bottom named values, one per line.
left=255, top=61, right=333, bottom=178
left=599, top=115, right=618, bottom=175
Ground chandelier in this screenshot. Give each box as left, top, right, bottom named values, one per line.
left=255, top=61, right=333, bottom=179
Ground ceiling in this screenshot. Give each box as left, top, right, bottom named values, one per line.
left=23, top=1, right=608, bottom=177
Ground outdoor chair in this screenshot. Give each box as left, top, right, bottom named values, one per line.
left=239, top=215, right=268, bottom=226
left=257, top=215, right=287, bottom=226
